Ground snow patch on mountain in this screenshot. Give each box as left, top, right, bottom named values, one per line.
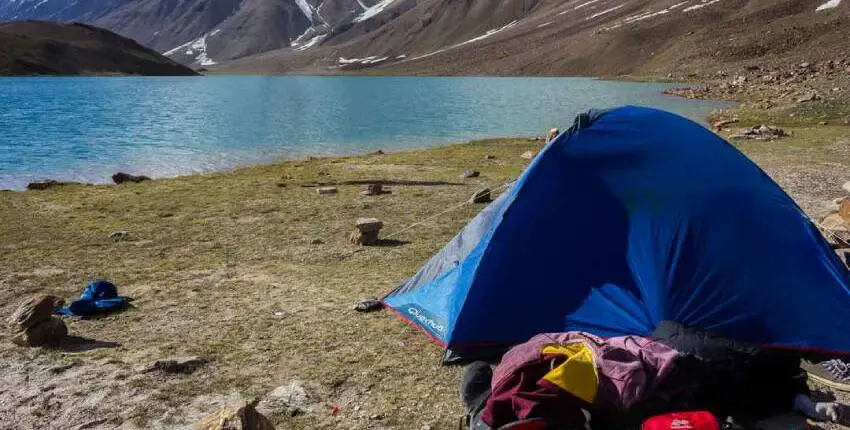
left=411, top=20, right=520, bottom=61
left=339, top=56, right=389, bottom=66
left=682, top=0, right=721, bottom=12
left=294, top=0, right=315, bottom=23
left=588, top=4, right=624, bottom=19
left=354, top=0, right=396, bottom=23
left=816, top=0, right=841, bottom=11
left=163, top=31, right=219, bottom=66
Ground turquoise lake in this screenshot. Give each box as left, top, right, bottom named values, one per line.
left=0, top=76, right=730, bottom=190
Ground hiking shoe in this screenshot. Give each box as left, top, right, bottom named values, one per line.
left=460, top=361, right=493, bottom=415
left=803, top=359, right=850, bottom=391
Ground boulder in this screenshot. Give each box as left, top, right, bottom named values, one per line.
left=315, top=187, right=338, bottom=195
left=470, top=188, right=492, bottom=204
left=197, top=399, right=275, bottom=430
left=355, top=218, right=383, bottom=233
left=112, top=172, right=151, bottom=184
left=520, top=151, right=537, bottom=160
left=360, top=184, right=383, bottom=196
left=141, top=356, right=209, bottom=374
left=7, top=294, right=64, bottom=330
left=461, top=170, right=480, bottom=179
left=26, top=180, right=78, bottom=191
left=10, top=316, right=67, bottom=347
left=256, top=380, right=313, bottom=418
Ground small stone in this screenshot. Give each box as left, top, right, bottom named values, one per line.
left=797, top=92, right=819, bottom=103
left=819, top=121, right=828, bottom=126
left=360, top=183, right=383, bottom=196
left=197, top=399, right=275, bottom=430
left=470, top=188, right=491, bottom=204
left=355, top=218, right=383, bottom=233
left=353, top=299, right=383, bottom=312
left=26, top=180, right=78, bottom=191
left=484, top=154, right=496, bottom=160
left=842, top=181, right=850, bottom=195
left=546, top=128, right=560, bottom=143
left=833, top=87, right=841, bottom=92
left=112, top=172, right=151, bottom=184
left=461, top=170, right=480, bottom=179
left=520, top=151, right=537, bottom=160
left=800, top=62, right=811, bottom=68
left=316, top=187, right=338, bottom=195
left=256, top=380, right=313, bottom=418
left=141, top=356, right=209, bottom=374
left=349, top=230, right=379, bottom=246
left=369, top=413, right=384, bottom=420
left=108, top=231, right=129, bottom=242
left=310, top=238, right=324, bottom=245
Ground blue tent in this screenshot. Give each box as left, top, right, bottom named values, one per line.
left=383, top=105, right=850, bottom=363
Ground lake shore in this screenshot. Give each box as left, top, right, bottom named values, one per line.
left=1, top=86, right=850, bottom=429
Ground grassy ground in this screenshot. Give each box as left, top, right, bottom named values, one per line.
left=1, top=114, right=849, bottom=428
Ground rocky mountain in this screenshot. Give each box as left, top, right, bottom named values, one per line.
left=0, top=20, right=197, bottom=75
left=220, top=0, right=849, bottom=77
left=1, top=0, right=847, bottom=75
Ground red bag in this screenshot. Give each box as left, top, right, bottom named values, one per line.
left=642, top=411, right=720, bottom=430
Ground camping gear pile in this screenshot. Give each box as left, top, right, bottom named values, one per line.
left=377, top=106, right=850, bottom=428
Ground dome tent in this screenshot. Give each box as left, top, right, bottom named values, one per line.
left=382, top=106, right=850, bottom=364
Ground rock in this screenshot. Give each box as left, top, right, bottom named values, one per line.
left=470, top=188, right=492, bottom=204
left=197, top=399, right=275, bottom=430
left=461, top=170, right=480, bottom=179
left=360, top=184, right=383, bottom=196
left=141, top=356, right=209, bottom=374
left=353, top=298, right=383, bottom=312
left=819, top=121, right=828, bottom=126
left=520, top=151, right=537, bottom=160
left=10, top=316, right=67, bottom=347
left=729, top=124, right=786, bottom=141
left=712, top=118, right=738, bottom=130
left=112, top=172, right=151, bottom=184
left=108, top=231, right=129, bottom=242
left=484, top=154, right=496, bottom=160
left=26, top=180, right=78, bottom=190
left=355, top=218, right=383, bottom=233
left=843, top=181, right=850, bottom=195
left=840, top=199, right=850, bottom=224
left=800, top=62, right=811, bottom=69
left=350, top=218, right=383, bottom=246
left=822, top=213, right=849, bottom=231
left=796, top=92, right=819, bottom=103
left=310, top=238, right=324, bottom=245
left=256, top=380, right=313, bottom=418
left=546, top=128, right=560, bottom=143
left=833, top=87, right=841, bottom=92
left=316, top=187, right=338, bottom=195
left=761, top=75, right=775, bottom=83
left=731, top=75, right=747, bottom=86
left=370, top=150, right=385, bottom=155
left=7, top=294, right=64, bottom=330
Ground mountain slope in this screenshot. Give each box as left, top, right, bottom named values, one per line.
left=219, top=0, right=849, bottom=77
left=0, top=20, right=197, bottom=75
left=0, top=0, right=133, bottom=22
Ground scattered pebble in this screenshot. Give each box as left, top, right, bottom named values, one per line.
left=316, top=187, right=338, bottom=195
left=461, top=170, right=480, bottom=179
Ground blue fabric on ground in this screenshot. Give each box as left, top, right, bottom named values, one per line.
left=56, top=280, right=128, bottom=316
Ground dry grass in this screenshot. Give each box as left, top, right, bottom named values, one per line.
left=1, top=124, right=849, bottom=429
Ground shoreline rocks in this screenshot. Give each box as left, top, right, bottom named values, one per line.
left=112, top=172, right=151, bottom=184
left=26, top=180, right=80, bottom=191
left=729, top=125, right=787, bottom=141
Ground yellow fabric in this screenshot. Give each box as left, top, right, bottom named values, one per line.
left=541, top=343, right=599, bottom=404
